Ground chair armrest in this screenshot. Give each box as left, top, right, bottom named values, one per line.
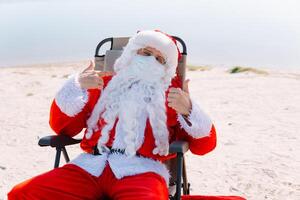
left=169, top=140, right=189, bottom=154
left=38, top=135, right=82, bottom=148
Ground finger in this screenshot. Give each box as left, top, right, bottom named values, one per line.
left=82, top=60, right=95, bottom=72
left=98, top=77, right=104, bottom=86
left=92, top=76, right=104, bottom=85
left=168, top=102, right=174, bottom=108
left=97, top=82, right=104, bottom=89
left=168, top=103, right=182, bottom=113
left=182, top=79, right=190, bottom=93
left=168, top=93, right=179, bottom=98
left=84, top=71, right=97, bottom=76
left=84, top=77, right=102, bottom=87
left=168, top=103, right=178, bottom=110
left=167, top=96, right=176, bottom=102
left=97, top=71, right=116, bottom=77
left=169, top=87, right=181, bottom=94
left=86, top=74, right=100, bottom=82
left=89, top=81, right=103, bottom=89
left=167, top=94, right=177, bottom=99
left=168, top=101, right=178, bottom=108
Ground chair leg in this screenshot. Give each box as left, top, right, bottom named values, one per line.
left=182, top=156, right=189, bottom=195
left=54, top=147, right=62, bottom=168
left=175, top=152, right=183, bottom=200
left=62, top=146, right=70, bottom=163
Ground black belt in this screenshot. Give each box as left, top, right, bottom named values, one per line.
left=93, top=146, right=140, bottom=156
left=93, top=146, right=125, bottom=155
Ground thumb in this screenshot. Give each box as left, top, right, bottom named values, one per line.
left=182, top=79, right=190, bottom=93
left=82, top=60, right=95, bottom=72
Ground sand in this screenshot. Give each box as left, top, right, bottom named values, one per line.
left=0, top=61, right=299, bottom=200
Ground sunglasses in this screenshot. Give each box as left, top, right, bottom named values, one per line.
left=138, top=48, right=167, bottom=65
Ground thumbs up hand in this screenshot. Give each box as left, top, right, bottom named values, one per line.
left=78, top=60, right=115, bottom=90
left=82, top=60, right=95, bottom=72
left=167, top=79, right=192, bottom=116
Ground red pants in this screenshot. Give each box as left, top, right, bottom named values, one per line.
left=8, top=164, right=168, bottom=200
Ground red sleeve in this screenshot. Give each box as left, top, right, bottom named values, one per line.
left=49, top=75, right=113, bottom=137
left=49, top=89, right=99, bottom=137
left=175, top=124, right=217, bottom=155
left=168, top=76, right=217, bottom=155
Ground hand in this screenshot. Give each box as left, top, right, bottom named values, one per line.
left=167, top=79, right=192, bottom=116
left=78, top=60, right=115, bottom=90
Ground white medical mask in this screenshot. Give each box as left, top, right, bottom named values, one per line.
left=127, top=54, right=166, bottom=83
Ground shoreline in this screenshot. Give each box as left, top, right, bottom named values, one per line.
left=1, top=60, right=300, bottom=74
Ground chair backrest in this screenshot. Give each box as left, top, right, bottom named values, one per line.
left=94, top=36, right=187, bottom=85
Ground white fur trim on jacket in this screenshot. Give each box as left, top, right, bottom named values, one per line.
left=69, top=153, right=108, bottom=177
left=68, top=152, right=170, bottom=185
left=55, top=73, right=89, bottom=117
left=108, top=153, right=170, bottom=185
left=177, top=98, right=212, bottom=139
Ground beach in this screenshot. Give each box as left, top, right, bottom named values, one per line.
left=0, top=61, right=299, bottom=200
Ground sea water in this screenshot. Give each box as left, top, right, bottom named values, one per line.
left=0, top=0, right=299, bottom=69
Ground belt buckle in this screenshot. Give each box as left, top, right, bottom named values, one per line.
left=93, top=145, right=111, bottom=155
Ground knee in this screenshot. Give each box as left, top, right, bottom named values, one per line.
left=8, top=185, right=22, bottom=200
left=7, top=179, right=32, bottom=200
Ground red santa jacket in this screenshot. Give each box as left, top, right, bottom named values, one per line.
left=49, top=75, right=217, bottom=162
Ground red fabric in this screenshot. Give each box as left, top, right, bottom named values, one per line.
left=8, top=164, right=168, bottom=200
left=49, top=76, right=217, bottom=160
left=175, top=124, right=217, bottom=156
left=181, top=196, right=246, bottom=200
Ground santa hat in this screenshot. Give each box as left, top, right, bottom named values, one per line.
left=114, top=30, right=180, bottom=85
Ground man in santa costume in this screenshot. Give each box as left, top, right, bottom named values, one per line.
left=8, top=30, right=217, bottom=200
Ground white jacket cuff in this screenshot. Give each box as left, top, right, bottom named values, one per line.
left=55, top=73, right=88, bottom=117
left=177, top=98, right=212, bottom=139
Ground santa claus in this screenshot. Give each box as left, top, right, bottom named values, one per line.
left=8, top=30, right=217, bottom=200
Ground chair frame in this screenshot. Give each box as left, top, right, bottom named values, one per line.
left=39, top=35, right=190, bottom=200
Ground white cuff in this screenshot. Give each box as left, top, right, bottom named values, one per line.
left=55, top=73, right=88, bottom=117
left=177, top=98, right=212, bottom=139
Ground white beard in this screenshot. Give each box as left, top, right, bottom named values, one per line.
left=86, top=55, right=171, bottom=156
